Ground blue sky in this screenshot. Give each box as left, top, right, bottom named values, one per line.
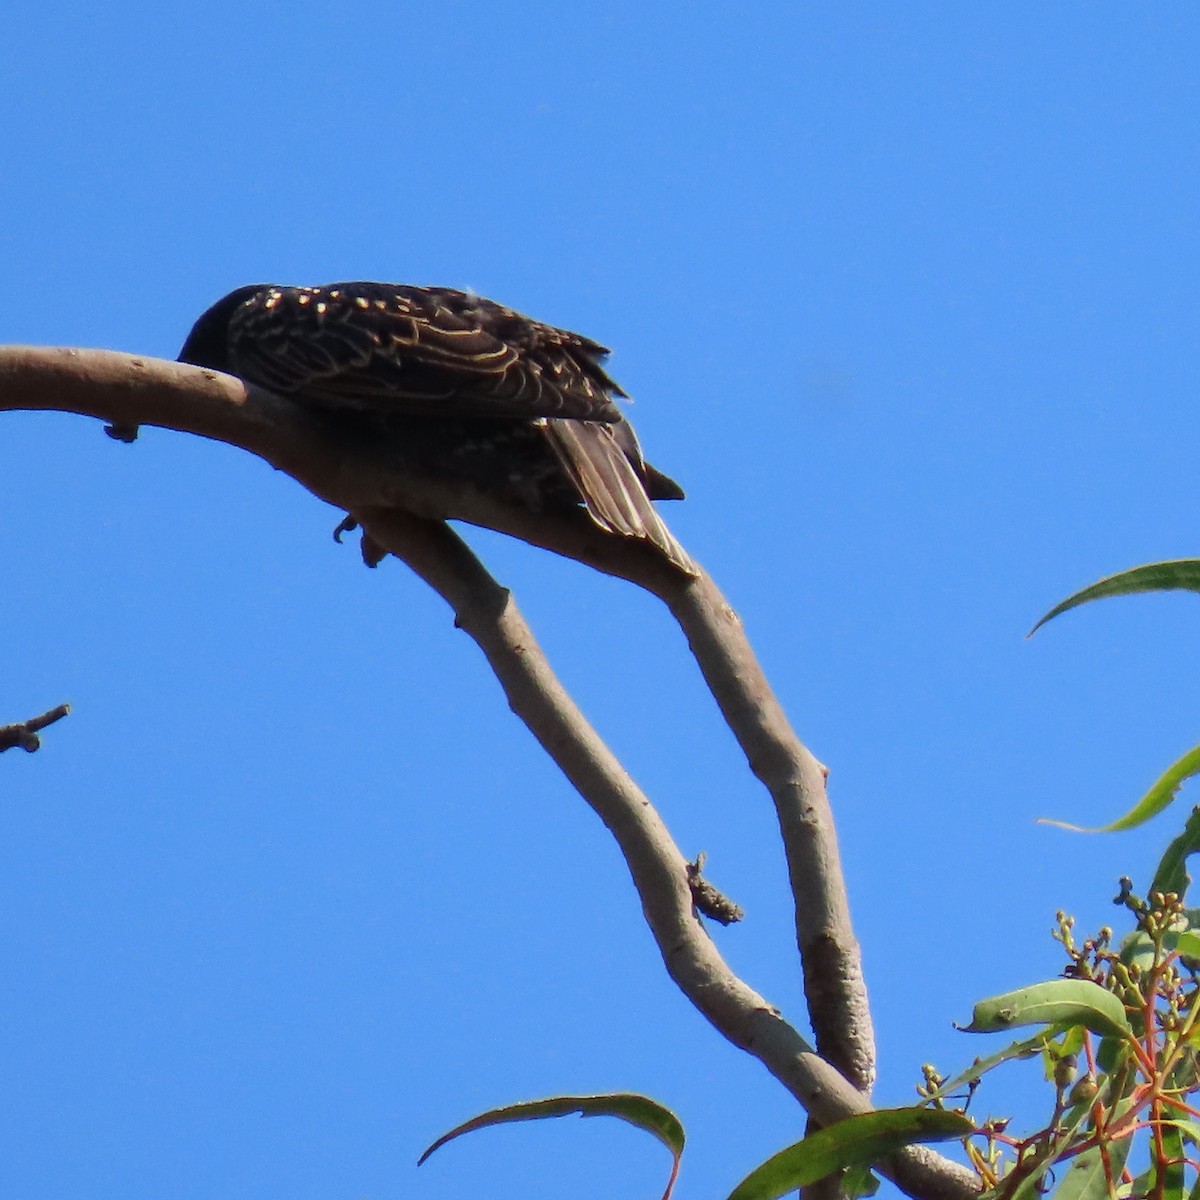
left=4, top=4, right=1200, bottom=1198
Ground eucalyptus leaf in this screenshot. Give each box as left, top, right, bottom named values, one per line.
left=725, top=1109, right=971, bottom=1200
left=1042, top=745, right=1200, bottom=833
left=1030, top=559, right=1200, bottom=635
left=1044, top=1128, right=1133, bottom=1200
left=921, top=1030, right=1062, bottom=1104
left=419, top=1092, right=685, bottom=1200
left=962, top=980, right=1130, bottom=1039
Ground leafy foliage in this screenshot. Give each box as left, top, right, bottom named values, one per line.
left=925, top=887, right=1200, bottom=1198
left=895, top=560, right=1200, bottom=1198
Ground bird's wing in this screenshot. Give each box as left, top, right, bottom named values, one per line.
left=541, top=420, right=697, bottom=574
left=226, top=283, right=626, bottom=422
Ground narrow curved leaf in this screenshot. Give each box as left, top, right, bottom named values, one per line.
left=920, top=1029, right=1063, bottom=1104
left=1167, top=1045, right=1200, bottom=1092
left=1041, top=744, right=1200, bottom=833
left=1029, top=559, right=1200, bottom=635
left=419, top=1093, right=684, bottom=1200
left=725, top=1108, right=972, bottom=1200
left=960, top=980, right=1131, bottom=1039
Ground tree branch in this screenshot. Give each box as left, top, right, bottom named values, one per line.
left=2, top=347, right=872, bottom=1086
left=1, top=347, right=974, bottom=1198
left=350, top=509, right=976, bottom=1200
left=663, top=572, right=874, bottom=1092
left=0, top=703, right=70, bottom=753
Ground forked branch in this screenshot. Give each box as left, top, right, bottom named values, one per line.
left=0, top=346, right=977, bottom=1200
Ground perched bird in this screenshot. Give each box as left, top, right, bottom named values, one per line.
left=178, top=282, right=694, bottom=572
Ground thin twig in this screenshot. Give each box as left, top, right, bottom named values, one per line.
left=0, top=703, right=70, bottom=753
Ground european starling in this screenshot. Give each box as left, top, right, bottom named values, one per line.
left=178, top=282, right=694, bottom=572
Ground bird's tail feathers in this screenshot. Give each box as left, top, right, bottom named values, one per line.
left=543, top=421, right=698, bottom=575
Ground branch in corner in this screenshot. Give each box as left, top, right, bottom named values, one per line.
left=0, top=703, right=71, bottom=754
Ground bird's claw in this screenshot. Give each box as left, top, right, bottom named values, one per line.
left=332, top=515, right=384, bottom=568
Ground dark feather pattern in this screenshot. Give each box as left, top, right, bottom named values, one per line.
left=178, top=282, right=694, bottom=573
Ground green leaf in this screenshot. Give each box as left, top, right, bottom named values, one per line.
left=1167, top=1045, right=1200, bottom=1092
left=922, top=1030, right=1064, bottom=1105
left=725, top=1108, right=972, bottom=1200
left=1043, top=1127, right=1133, bottom=1200
left=1130, top=1167, right=1155, bottom=1200
left=1170, top=1118, right=1200, bottom=1199
left=841, top=1163, right=880, bottom=1198
left=1095, top=1032, right=1135, bottom=1075
left=1120, top=925, right=1200, bottom=977
left=1163, top=1115, right=1200, bottom=1146
left=961, top=980, right=1131, bottom=1039
left=1041, top=745, right=1200, bottom=833
left=419, top=1093, right=684, bottom=1200
left=1120, top=929, right=1156, bottom=975
left=1029, top=559, right=1200, bottom=635
left=1152, top=808, right=1200, bottom=898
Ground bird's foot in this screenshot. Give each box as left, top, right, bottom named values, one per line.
left=360, top=530, right=386, bottom=568
left=333, top=514, right=385, bottom=568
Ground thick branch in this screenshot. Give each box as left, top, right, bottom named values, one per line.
left=664, top=576, right=875, bottom=1091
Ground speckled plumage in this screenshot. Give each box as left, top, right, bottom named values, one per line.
left=179, top=282, right=693, bottom=571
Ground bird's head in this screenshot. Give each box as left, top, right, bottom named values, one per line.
left=177, top=284, right=268, bottom=371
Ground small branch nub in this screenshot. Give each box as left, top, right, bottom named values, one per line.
left=687, top=853, right=745, bottom=926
